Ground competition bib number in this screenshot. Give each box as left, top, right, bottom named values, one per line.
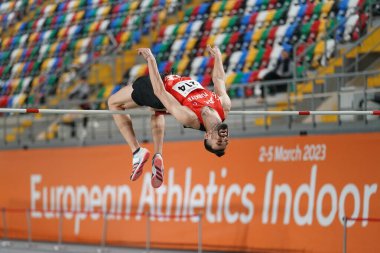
left=172, top=80, right=204, bottom=97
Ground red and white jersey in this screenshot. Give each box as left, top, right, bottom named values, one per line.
left=164, top=75, right=225, bottom=125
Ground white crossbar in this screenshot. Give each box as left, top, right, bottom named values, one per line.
left=0, top=108, right=379, bottom=116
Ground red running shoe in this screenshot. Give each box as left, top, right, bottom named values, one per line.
left=151, top=154, right=164, bottom=188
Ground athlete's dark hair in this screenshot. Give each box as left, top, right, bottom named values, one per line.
left=204, top=139, right=225, bottom=157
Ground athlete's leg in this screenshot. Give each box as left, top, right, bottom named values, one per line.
left=150, top=113, right=165, bottom=154
left=151, top=113, right=165, bottom=188
left=107, top=85, right=140, bottom=153
left=108, top=85, right=150, bottom=181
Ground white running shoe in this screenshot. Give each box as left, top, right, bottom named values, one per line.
left=151, top=154, right=164, bottom=188
left=130, top=148, right=150, bottom=181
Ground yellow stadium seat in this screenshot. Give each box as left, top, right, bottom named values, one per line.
left=266, top=10, right=276, bottom=22
left=207, top=34, right=216, bottom=46
left=321, top=115, right=338, bottom=123
left=220, top=16, right=230, bottom=30
left=226, top=72, right=236, bottom=87
left=322, top=1, right=333, bottom=15
left=50, top=42, right=58, bottom=56
left=104, top=6, right=111, bottom=15
left=45, top=131, right=55, bottom=140
left=21, top=119, right=33, bottom=128
left=225, top=0, right=235, bottom=12
left=32, top=77, right=40, bottom=88
left=28, top=33, right=38, bottom=45
left=275, top=101, right=289, bottom=109
left=75, top=39, right=83, bottom=52
left=137, top=64, right=147, bottom=76
left=120, top=31, right=130, bottom=43
left=211, top=2, right=222, bottom=15
left=11, top=78, right=20, bottom=90
left=318, top=19, right=327, bottom=33
left=49, top=97, right=60, bottom=106
left=252, top=27, right=264, bottom=43
left=34, top=114, right=42, bottom=120
left=57, top=27, right=67, bottom=39
left=103, top=85, right=114, bottom=98
left=5, top=133, right=16, bottom=143
left=45, top=4, right=56, bottom=15
left=41, top=59, right=50, bottom=71
left=62, top=115, right=75, bottom=124
left=130, top=1, right=140, bottom=12
left=185, top=38, right=198, bottom=51
left=76, top=10, right=85, bottom=21
left=158, top=9, right=167, bottom=23
left=2, top=37, right=10, bottom=50
left=243, top=48, right=258, bottom=70
left=89, top=21, right=99, bottom=34
left=177, top=57, right=190, bottom=74
left=297, top=82, right=313, bottom=94
left=177, top=23, right=188, bottom=37
left=290, top=92, right=303, bottom=103
left=12, top=127, right=24, bottom=134
left=314, top=41, right=325, bottom=55
left=255, top=117, right=272, bottom=126
left=102, top=36, right=110, bottom=46
left=17, top=94, right=27, bottom=106
left=68, top=0, right=80, bottom=10
left=8, top=1, right=15, bottom=9
left=368, top=74, right=380, bottom=87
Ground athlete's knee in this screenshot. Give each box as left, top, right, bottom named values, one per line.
left=107, top=94, right=119, bottom=109
left=151, top=114, right=165, bottom=129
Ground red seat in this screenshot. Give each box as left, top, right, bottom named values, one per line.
left=305, top=3, right=314, bottom=19
left=157, top=26, right=166, bottom=40
left=51, top=16, right=59, bottom=28
left=25, top=48, right=33, bottom=60
left=60, top=42, right=68, bottom=54
left=206, top=57, right=215, bottom=72
left=245, top=86, right=254, bottom=97
left=191, top=5, right=200, bottom=21
left=164, top=61, right=173, bottom=74
left=248, top=70, right=260, bottom=82
left=232, top=0, right=244, bottom=14
left=27, top=62, right=34, bottom=74
left=261, top=46, right=273, bottom=68
left=311, top=20, right=320, bottom=35
left=269, top=0, right=278, bottom=9
left=0, top=96, right=9, bottom=108
left=122, top=16, right=130, bottom=29
left=201, top=73, right=212, bottom=86
left=199, top=35, right=210, bottom=49
left=204, top=19, right=213, bottom=33
left=249, top=13, right=258, bottom=25
left=112, top=3, right=121, bottom=14
left=268, top=26, right=279, bottom=44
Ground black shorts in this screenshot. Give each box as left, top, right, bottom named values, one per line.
left=131, top=76, right=165, bottom=109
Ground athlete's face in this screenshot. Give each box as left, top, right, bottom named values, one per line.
left=205, top=123, right=229, bottom=150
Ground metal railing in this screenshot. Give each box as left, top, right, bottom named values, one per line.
left=343, top=216, right=380, bottom=253
left=0, top=207, right=203, bottom=253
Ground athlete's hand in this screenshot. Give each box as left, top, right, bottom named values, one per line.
left=207, top=45, right=222, bottom=58
left=137, top=48, right=155, bottom=61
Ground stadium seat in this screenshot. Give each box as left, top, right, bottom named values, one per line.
left=190, top=56, right=204, bottom=75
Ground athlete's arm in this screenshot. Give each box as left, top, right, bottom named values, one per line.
left=207, top=45, right=231, bottom=113
left=137, top=48, right=199, bottom=128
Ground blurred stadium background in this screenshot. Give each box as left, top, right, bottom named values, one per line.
left=0, top=0, right=380, bottom=252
